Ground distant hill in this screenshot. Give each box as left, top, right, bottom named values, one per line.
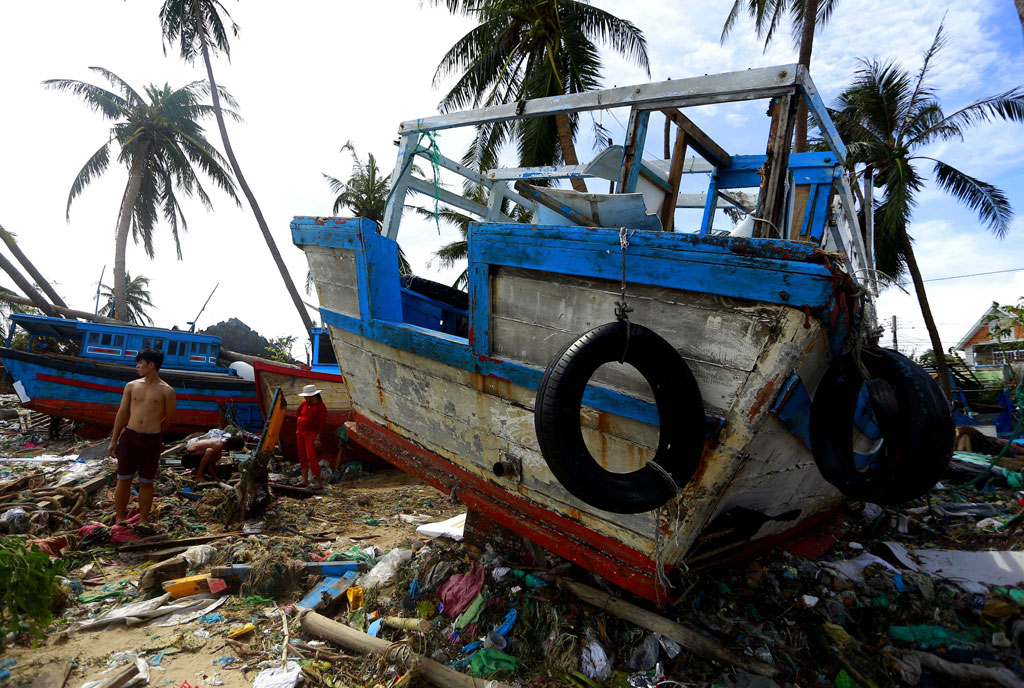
left=200, top=318, right=274, bottom=358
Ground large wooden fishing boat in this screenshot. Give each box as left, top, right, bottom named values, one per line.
left=295, top=65, right=953, bottom=601
left=0, top=314, right=262, bottom=435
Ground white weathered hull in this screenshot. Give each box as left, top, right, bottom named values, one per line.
left=311, top=247, right=842, bottom=567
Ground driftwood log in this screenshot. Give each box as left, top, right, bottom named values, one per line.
left=301, top=611, right=516, bottom=688
left=956, top=426, right=1024, bottom=470
left=557, top=578, right=777, bottom=677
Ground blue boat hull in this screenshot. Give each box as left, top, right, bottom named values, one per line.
left=0, top=347, right=262, bottom=434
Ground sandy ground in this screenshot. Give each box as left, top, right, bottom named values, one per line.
left=6, top=467, right=461, bottom=688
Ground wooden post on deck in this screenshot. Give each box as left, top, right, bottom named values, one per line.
left=660, top=127, right=690, bottom=232
left=755, top=93, right=799, bottom=239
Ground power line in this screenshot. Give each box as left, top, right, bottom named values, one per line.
left=899, top=266, right=1024, bottom=285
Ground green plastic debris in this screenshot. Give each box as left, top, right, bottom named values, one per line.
left=329, top=546, right=376, bottom=566
left=455, top=593, right=486, bottom=629
left=888, top=624, right=982, bottom=648
left=833, top=669, right=862, bottom=688
left=78, top=591, right=122, bottom=603
left=1010, top=588, right=1024, bottom=604
left=240, top=595, right=274, bottom=607
left=469, top=648, right=520, bottom=676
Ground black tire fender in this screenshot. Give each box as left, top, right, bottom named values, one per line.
left=534, top=321, right=707, bottom=514
left=810, top=347, right=954, bottom=504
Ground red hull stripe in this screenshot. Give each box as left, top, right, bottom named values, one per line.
left=26, top=397, right=225, bottom=434
left=35, top=373, right=257, bottom=403
left=345, top=413, right=666, bottom=601
left=251, top=359, right=345, bottom=384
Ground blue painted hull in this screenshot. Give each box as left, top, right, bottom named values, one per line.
left=0, top=347, right=262, bottom=434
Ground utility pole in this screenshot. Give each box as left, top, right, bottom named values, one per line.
left=892, top=315, right=898, bottom=352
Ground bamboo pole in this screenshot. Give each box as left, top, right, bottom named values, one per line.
left=383, top=616, right=430, bottom=633
left=557, top=578, right=777, bottom=677
left=301, top=611, right=516, bottom=688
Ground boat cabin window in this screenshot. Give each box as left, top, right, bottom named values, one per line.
left=88, top=332, right=99, bottom=344
left=197, top=343, right=208, bottom=354
left=141, top=338, right=152, bottom=350
left=316, top=333, right=337, bottom=366
left=113, top=335, right=124, bottom=347
left=167, top=341, right=178, bottom=356
left=100, top=333, right=111, bottom=346
left=154, top=339, right=164, bottom=351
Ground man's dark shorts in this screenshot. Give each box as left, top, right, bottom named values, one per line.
left=116, top=428, right=163, bottom=483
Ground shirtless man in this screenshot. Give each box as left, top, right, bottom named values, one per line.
left=108, top=349, right=177, bottom=532
left=187, top=434, right=246, bottom=482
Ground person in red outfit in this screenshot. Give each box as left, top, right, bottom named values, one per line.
left=295, top=384, right=327, bottom=488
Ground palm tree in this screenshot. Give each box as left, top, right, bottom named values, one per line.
left=432, top=0, right=649, bottom=192
left=100, top=272, right=156, bottom=326
left=45, top=68, right=238, bottom=321
left=323, top=143, right=412, bottom=275
left=721, top=0, right=840, bottom=152
left=0, top=224, right=67, bottom=311
left=157, top=0, right=315, bottom=336
left=825, top=25, right=1024, bottom=398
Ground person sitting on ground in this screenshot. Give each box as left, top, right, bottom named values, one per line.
left=108, top=349, right=177, bottom=536
left=295, top=384, right=327, bottom=489
left=187, top=434, right=246, bottom=483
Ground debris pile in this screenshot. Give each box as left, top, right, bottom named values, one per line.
left=2, top=395, right=1024, bottom=688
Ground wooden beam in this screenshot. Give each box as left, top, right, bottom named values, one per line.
left=512, top=181, right=597, bottom=227
left=660, top=130, right=689, bottom=232
left=398, top=65, right=801, bottom=134
left=755, top=93, right=798, bottom=238
left=618, top=108, right=650, bottom=193
left=662, top=109, right=731, bottom=168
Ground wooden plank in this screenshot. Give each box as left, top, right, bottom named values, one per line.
left=408, top=177, right=512, bottom=222
left=31, top=661, right=72, bottom=688
left=513, top=181, right=597, bottom=227
left=116, top=531, right=243, bottom=553
left=382, top=133, right=418, bottom=240
left=297, top=571, right=358, bottom=612
left=397, top=65, right=801, bottom=134
left=618, top=108, right=650, bottom=194
left=306, top=246, right=360, bottom=317
left=756, top=93, right=798, bottom=239
left=660, top=129, right=689, bottom=232
left=269, top=481, right=317, bottom=499
left=662, top=109, right=731, bottom=169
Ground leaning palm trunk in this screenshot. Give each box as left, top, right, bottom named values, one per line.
left=0, top=293, right=126, bottom=324
left=901, top=230, right=951, bottom=399
left=0, top=225, right=67, bottom=309
left=1018, top=0, right=1024, bottom=43
left=194, top=4, right=314, bottom=337
left=0, top=253, right=59, bottom=318
left=113, top=160, right=144, bottom=322
left=793, top=0, right=818, bottom=153
left=555, top=114, right=587, bottom=193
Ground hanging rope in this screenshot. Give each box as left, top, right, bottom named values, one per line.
left=615, top=227, right=635, bottom=363
left=382, top=128, right=444, bottom=234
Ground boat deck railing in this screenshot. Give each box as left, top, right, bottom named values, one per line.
left=378, top=64, right=875, bottom=295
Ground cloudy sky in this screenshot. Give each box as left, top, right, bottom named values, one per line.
left=1, top=1, right=1022, bottom=359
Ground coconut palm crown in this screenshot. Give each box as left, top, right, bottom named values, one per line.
left=823, top=24, right=1024, bottom=396
left=44, top=68, right=238, bottom=321
left=432, top=0, right=649, bottom=191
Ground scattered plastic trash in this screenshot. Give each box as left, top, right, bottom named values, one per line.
left=415, top=512, right=466, bottom=541
left=360, top=548, right=413, bottom=590
left=252, top=660, right=302, bottom=688
left=0, top=507, right=28, bottom=534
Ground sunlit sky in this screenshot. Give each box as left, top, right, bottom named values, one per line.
left=1, top=1, right=1022, bottom=359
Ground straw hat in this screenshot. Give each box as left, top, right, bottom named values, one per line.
left=298, top=384, right=323, bottom=397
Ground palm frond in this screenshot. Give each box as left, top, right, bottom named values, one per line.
left=930, top=159, right=1013, bottom=238
left=66, top=142, right=112, bottom=220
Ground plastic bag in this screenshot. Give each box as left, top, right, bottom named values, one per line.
left=628, top=633, right=660, bottom=670
left=359, top=548, right=412, bottom=590
left=581, top=636, right=611, bottom=681
left=181, top=544, right=217, bottom=568
left=0, top=507, right=28, bottom=534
